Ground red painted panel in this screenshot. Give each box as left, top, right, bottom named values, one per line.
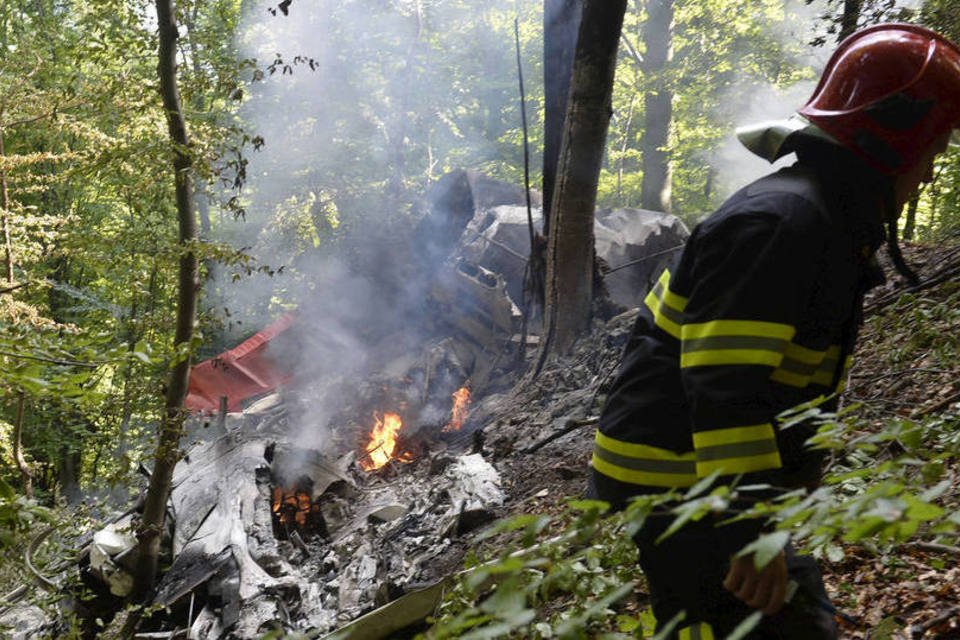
left=185, top=314, right=296, bottom=413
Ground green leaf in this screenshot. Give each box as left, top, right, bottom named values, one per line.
left=825, top=544, right=844, bottom=563
left=843, top=516, right=888, bottom=542
left=919, top=480, right=950, bottom=502
left=477, top=514, right=551, bottom=542
left=736, top=531, right=789, bottom=570
left=684, top=471, right=721, bottom=500
left=869, top=615, right=899, bottom=640
left=650, top=611, right=685, bottom=640
left=566, top=499, right=610, bottom=514
left=903, top=495, right=943, bottom=522
left=724, top=610, right=763, bottom=640
left=461, top=621, right=520, bottom=640
left=0, top=478, right=15, bottom=502
left=615, top=614, right=640, bottom=632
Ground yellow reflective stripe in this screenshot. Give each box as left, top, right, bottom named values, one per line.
left=679, top=622, right=715, bottom=640
left=692, top=423, right=775, bottom=448
left=592, top=452, right=698, bottom=488
left=644, top=269, right=688, bottom=340
left=692, top=423, right=782, bottom=476
left=593, top=430, right=697, bottom=488
left=771, top=343, right=841, bottom=389
left=682, top=319, right=795, bottom=341
left=811, top=345, right=841, bottom=387
left=782, top=341, right=827, bottom=364
left=682, top=347, right=783, bottom=368
left=696, top=450, right=782, bottom=476
left=657, top=269, right=688, bottom=312
left=681, top=320, right=795, bottom=369
left=645, top=289, right=682, bottom=339
left=596, top=430, right=696, bottom=461
left=770, top=367, right=810, bottom=387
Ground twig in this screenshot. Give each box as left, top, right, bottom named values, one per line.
left=26, top=525, right=59, bottom=591
left=848, top=368, right=958, bottom=381
left=605, top=244, right=685, bottom=274
left=912, top=387, right=960, bottom=418
left=0, top=585, right=28, bottom=616
left=0, top=349, right=104, bottom=367
left=865, top=260, right=960, bottom=315
left=514, top=17, right=535, bottom=258
left=522, top=416, right=599, bottom=454
left=0, top=280, right=29, bottom=295
left=514, top=14, right=544, bottom=368
left=910, top=604, right=960, bottom=639
left=619, top=33, right=643, bottom=67
left=903, top=541, right=960, bottom=556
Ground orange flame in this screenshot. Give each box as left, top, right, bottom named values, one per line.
left=272, top=487, right=314, bottom=529
left=360, top=412, right=411, bottom=471
left=442, top=386, right=472, bottom=433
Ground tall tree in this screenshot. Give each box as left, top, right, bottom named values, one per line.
left=133, top=0, right=199, bottom=596
left=543, top=0, right=582, bottom=234
left=639, top=0, right=674, bottom=212
left=539, top=0, right=627, bottom=361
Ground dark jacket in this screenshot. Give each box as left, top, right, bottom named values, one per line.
left=591, top=160, right=887, bottom=505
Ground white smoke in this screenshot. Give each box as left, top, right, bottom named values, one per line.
left=706, top=0, right=829, bottom=200
left=709, top=0, right=924, bottom=198
left=208, top=0, right=535, bottom=448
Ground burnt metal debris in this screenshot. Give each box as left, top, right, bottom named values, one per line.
left=11, top=172, right=687, bottom=640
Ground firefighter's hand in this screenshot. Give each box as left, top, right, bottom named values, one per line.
left=723, top=549, right=788, bottom=616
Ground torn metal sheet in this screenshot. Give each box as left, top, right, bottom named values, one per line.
left=320, top=579, right=449, bottom=640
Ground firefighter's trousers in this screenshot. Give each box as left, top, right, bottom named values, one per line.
left=634, top=515, right=838, bottom=640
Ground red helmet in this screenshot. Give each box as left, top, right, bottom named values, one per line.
left=799, top=23, right=960, bottom=175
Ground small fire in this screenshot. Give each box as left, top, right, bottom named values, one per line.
left=360, top=412, right=412, bottom=471
left=442, top=386, right=472, bottom=433
left=271, top=486, right=323, bottom=538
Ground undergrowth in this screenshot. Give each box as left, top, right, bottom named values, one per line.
left=413, top=404, right=959, bottom=639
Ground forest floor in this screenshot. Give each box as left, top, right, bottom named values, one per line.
left=468, top=236, right=960, bottom=639
left=821, top=239, right=960, bottom=640
left=4, top=238, right=958, bottom=640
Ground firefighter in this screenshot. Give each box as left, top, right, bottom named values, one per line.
left=588, top=23, right=960, bottom=639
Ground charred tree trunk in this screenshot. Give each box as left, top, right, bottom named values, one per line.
left=13, top=393, right=32, bottom=498
left=639, top=0, right=674, bottom=213
left=539, top=0, right=627, bottom=360
left=543, top=0, right=581, bottom=235
left=133, top=0, right=199, bottom=598
left=838, top=0, right=862, bottom=41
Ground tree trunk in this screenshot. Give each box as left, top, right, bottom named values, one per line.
left=640, top=0, right=674, bottom=213
left=13, top=393, right=32, bottom=497
left=133, top=0, right=199, bottom=599
left=903, top=193, right=919, bottom=241
left=838, top=0, right=862, bottom=42
left=0, top=130, right=14, bottom=284
left=617, top=94, right=637, bottom=201
left=542, top=0, right=582, bottom=236
left=57, top=440, right=82, bottom=504
left=539, top=0, right=627, bottom=360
